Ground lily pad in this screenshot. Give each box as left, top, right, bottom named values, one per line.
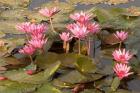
left=0, top=0, right=31, bottom=8
left=0, top=21, right=24, bottom=34
left=4, top=61, right=61, bottom=84
left=75, top=56, right=97, bottom=74
left=36, top=52, right=59, bottom=69
left=35, top=83, right=62, bottom=93
left=0, top=80, right=38, bottom=93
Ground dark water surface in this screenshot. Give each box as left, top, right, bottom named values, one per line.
left=29, top=0, right=140, bottom=10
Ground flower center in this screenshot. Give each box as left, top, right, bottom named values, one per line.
left=118, top=71, right=125, bottom=79
left=120, top=55, right=126, bottom=61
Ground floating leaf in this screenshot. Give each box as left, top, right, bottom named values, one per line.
left=81, top=89, right=101, bottom=93
left=53, top=79, right=74, bottom=88
left=4, top=61, right=60, bottom=84
left=75, top=56, right=97, bottom=74
left=36, top=52, right=59, bottom=69
left=59, top=53, right=79, bottom=68
left=0, top=80, right=38, bottom=93
left=0, top=0, right=31, bottom=8
left=35, top=83, right=62, bottom=93
left=0, top=31, right=5, bottom=38
left=0, top=21, right=24, bottom=34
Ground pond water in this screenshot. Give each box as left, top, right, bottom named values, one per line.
left=29, top=0, right=140, bottom=10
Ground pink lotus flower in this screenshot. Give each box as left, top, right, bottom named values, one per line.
left=19, top=45, right=36, bottom=55
left=114, top=63, right=133, bottom=79
left=112, top=49, right=133, bottom=64
left=29, top=24, right=47, bottom=35
left=28, top=38, right=47, bottom=49
left=31, top=33, right=44, bottom=40
left=0, top=76, right=7, bottom=81
left=26, top=70, right=35, bottom=75
left=39, top=7, right=59, bottom=17
left=67, top=23, right=89, bottom=39
left=59, top=32, right=73, bottom=42
left=0, top=40, right=5, bottom=47
left=70, top=11, right=92, bottom=23
left=87, top=22, right=100, bottom=34
left=16, top=22, right=32, bottom=33
left=114, top=31, right=128, bottom=42
left=16, top=23, right=47, bottom=35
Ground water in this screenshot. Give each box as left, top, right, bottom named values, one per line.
left=29, top=0, right=140, bottom=10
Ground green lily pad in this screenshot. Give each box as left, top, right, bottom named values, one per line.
left=0, top=21, right=24, bottom=34
left=81, top=89, right=102, bottom=93
left=35, top=83, right=62, bottom=93
left=59, top=53, right=79, bottom=68
left=0, top=0, right=31, bottom=8
left=4, top=61, right=61, bottom=84
left=75, top=56, right=97, bottom=74
left=36, top=52, right=59, bottom=69
left=53, top=79, right=74, bottom=88
left=114, top=89, right=131, bottom=93
left=0, top=9, right=28, bottom=21
left=0, top=31, right=5, bottom=38
left=57, top=70, right=91, bottom=84
left=0, top=80, right=38, bottom=93
left=41, top=2, right=75, bottom=13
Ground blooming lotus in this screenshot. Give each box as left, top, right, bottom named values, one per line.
left=70, top=11, right=92, bottom=23
left=112, top=49, right=133, bottom=64
left=16, top=22, right=32, bottom=33
left=59, top=32, right=73, bottom=42
left=39, top=7, right=59, bottom=17
left=26, top=70, right=35, bottom=75
left=16, top=23, right=47, bottom=35
left=0, top=40, right=5, bottom=47
left=0, top=76, right=7, bottom=81
left=31, top=33, right=44, bottom=40
left=87, top=22, right=100, bottom=34
left=114, top=63, right=133, bottom=79
left=67, top=23, right=89, bottom=39
left=114, top=31, right=128, bottom=42
left=29, top=24, right=47, bottom=35
left=19, top=45, right=36, bottom=55
left=28, top=38, right=47, bottom=49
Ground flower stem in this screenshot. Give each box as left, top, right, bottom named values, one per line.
left=49, top=17, right=56, bottom=33
left=78, top=38, right=81, bottom=55
left=119, top=42, right=122, bottom=49
left=88, top=37, right=90, bottom=56
left=29, top=55, right=34, bottom=63
left=66, top=42, right=69, bottom=53
left=63, top=41, right=66, bottom=52
left=25, top=33, right=29, bottom=41
left=41, top=48, right=45, bottom=55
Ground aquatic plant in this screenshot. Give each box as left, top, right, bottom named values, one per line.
left=0, top=0, right=139, bottom=93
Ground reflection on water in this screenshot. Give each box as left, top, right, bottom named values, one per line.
left=127, top=79, right=140, bottom=92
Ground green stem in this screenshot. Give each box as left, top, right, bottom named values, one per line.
left=119, top=42, right=122, bottom=49
left=78, top=38, right=81, bottom=55
left=41, top=48, right=45, bottom=55
left=66, top=42, right=69, bottom=54
left=29, top=55, right=34, bottom=63
left=88, top=37, right=90, bottom=56
left=49, top=17, right=56, bottom=33
left=25, top=33, right=30, bottom=41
